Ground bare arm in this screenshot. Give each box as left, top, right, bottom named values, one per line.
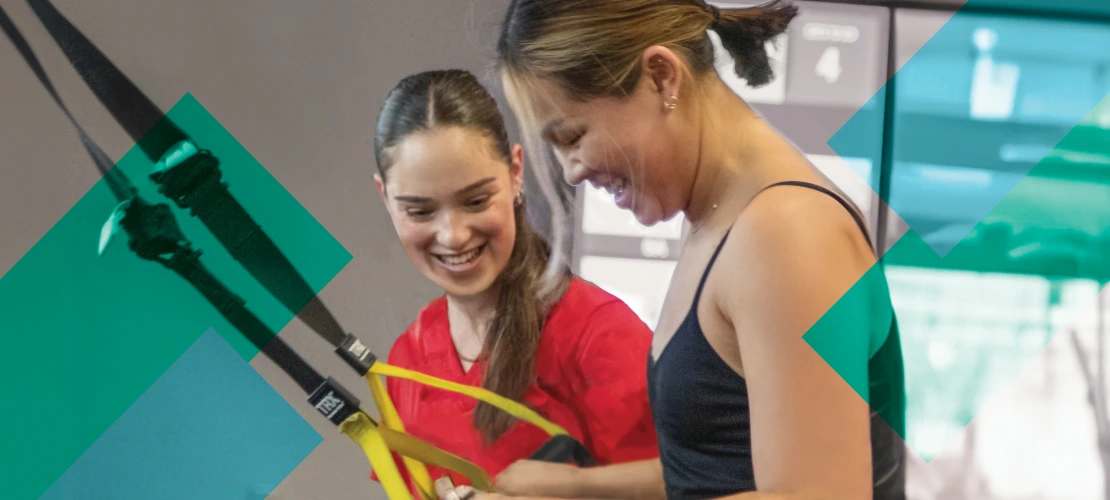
left=494, top=458, right=665, bottom=500
left=710, top=190, right=880, bottom=500
left=577, top=459, right=666, bottom=500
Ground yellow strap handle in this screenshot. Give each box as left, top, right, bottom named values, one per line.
left=368, top=369, right=436, bottom=500
left=341, top=412, right=414, bottom=500
left=341, top=411, right=494, bottom=495
left=354, top=360, right=570, bottom=499
left=377, top=425, right=494, bottom=491
left=367, top=362, right=568, bottom=437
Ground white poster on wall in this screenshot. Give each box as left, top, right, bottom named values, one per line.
left=579, top=256, right=678, bottom=330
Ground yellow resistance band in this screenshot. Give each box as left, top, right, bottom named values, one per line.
left=367, top=368, right=436, bottom=500
left=346, top=361, right=572, bottom=499
left=367, top=362, right=568, bottom=436
left=341, top=412, right=413, bottom=500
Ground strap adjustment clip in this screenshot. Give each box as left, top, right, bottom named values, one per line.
left=337, top=333, right=377, bottom=375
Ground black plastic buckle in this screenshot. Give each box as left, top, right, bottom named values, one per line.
left=307, top=377, right=360, bottom=425
left=149, top=146, right=224, bottom=210
left=336, top=333, right=378, bottom=376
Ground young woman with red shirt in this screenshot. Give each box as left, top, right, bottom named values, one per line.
left=369, top=69, right=660, bottom=497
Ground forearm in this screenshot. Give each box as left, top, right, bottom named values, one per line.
left=574, top=459, right=666, bottom=500
left=712, top=488, right=861, bottom=500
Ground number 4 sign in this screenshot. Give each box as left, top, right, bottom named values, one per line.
left=784, top=2, right=887, bottom=109
left=816, top=46, right=842, bottom=84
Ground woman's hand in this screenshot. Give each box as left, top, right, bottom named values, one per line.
left=436, top=477, right=492, bottom=500
left=434, top=480, right=510, bottom=500
left=495, top=460, right=583, bottom=498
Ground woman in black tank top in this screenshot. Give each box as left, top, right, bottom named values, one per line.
left=483, top=1, right=908, bottom=499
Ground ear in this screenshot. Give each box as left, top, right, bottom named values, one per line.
left=509, top=144, right=525, bottom=194
left=640, top=45, right=684, bottom=106
left=374, top=173, right=391, bottom=213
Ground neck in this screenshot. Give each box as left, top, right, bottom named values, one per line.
left=683, top=79, right=789, bottom=233
left=445, top=286, right=500, bottom=343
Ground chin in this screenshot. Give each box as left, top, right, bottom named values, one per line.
left=421, top=262, right=495, bottom=297
left=436, top=273, right=496, bottom=298
left=633, top=212, right=660, bottom=227
left=630, top=201, right=665, bottom=227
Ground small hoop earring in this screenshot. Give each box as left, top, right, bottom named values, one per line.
left=663, top=95, right=678, bottom=110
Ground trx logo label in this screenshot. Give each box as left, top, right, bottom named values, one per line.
left=314, top=391, right=345, bottom=418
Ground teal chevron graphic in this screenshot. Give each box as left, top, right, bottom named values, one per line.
left=963, top=0, right=1110, bottom=16
left=0, top=94, right=351, bottom=499
left=830, top=1, right=1110, bottom=257
left=39, top=328, right=322, bottom=500
left=819, top=2, right=1110, bottom=463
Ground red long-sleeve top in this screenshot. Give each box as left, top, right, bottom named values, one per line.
left=371, top=277, right=660, bottom=496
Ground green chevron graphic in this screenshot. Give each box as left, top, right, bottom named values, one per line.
left=816, top=0, right=1110, bottom=460
left=0, top=94, right=351, bottom=498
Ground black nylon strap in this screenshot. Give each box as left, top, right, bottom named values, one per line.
left=0, top=4, right=131, bottom=199
left=149, top=152, right=348, bottom=347
left=158, top=243, right=325, bottom=394
left=7, top=3, right=599, bottom=462
left=26, top=0, right=187, bottom=161
left=1, top=4, right=351, bottom=419
left=20, top=0, right=349, bottom=349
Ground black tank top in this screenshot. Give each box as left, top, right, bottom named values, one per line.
left=646, top=181, right=907, bottom=500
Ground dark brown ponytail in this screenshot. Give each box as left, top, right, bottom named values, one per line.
left=710, top=1, right=798, bottom=87
left=375, top=70, right=571, bottom=443
left=496, top=0, right=799, bottom=99
left=476, top=196, right=569, bottom=442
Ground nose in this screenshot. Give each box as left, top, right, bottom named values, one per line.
left=563, top=161, right=589, bottom=186
left=435, top=211, right=472, bottom=250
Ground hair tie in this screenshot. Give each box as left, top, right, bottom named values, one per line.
left=707, top=4, right=721, bottom=25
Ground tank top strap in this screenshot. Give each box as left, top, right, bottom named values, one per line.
left=690, top=180, right=871, bottom=309
left=759, top=180, right=873, bottom=249
left=691, top=229, right=733, bottom=309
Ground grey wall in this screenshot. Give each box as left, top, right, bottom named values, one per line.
left=0, top=1, right=551, bottom=498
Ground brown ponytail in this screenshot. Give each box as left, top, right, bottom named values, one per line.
left=711, top=1, right=799, bottom=87
left=476, top=197, right=569, bottom=442
left=375, top=70, right=571, bottom=443
left=496, top=0, right=799, bottom=99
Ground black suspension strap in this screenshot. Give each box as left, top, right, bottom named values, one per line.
left=7, top=0, right=596, bottom=469
left=0, top=2, right=359, bottom=425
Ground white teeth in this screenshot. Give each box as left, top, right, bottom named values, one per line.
left=438, top=245, right=483, bottom=266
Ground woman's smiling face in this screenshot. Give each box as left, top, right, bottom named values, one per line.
left=377, top=126, right=524, bottom=297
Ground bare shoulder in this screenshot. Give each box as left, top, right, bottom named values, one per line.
left=710, top=183, right=877, bottom=337
left=697, top=182, right=879, bottom=496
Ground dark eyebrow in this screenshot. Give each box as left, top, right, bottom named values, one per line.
left=457, top=177, right=497, bottom=195
left=393, top=195, right=433, bottom=203
left=393, top=177, right=497, bottom=204
left=541, top=118, right=565, bottom=140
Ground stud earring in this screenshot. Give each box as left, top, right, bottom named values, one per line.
left=663, top=95, right=678, bottom=110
